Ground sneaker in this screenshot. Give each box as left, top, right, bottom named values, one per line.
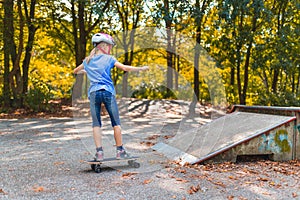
left=95, top=151, right=104, bottom=161
left=116, top=149, right=131, bottom=159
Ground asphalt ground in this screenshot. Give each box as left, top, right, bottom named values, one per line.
left=0, top=99, right=299, bottom=200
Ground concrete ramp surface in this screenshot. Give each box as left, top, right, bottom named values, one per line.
left=153, top=112, right=296, bottom=165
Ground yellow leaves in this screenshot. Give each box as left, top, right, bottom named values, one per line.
left=30, top=57, right=74, bottom=99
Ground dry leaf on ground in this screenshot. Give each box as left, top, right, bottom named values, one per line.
left=122, top=172, right=137, bottom=178
left=143, top=179, right=153, bottom=184
left=32, top=186, right=44, bottom=192
left=188, top=184, right=200, bottom=194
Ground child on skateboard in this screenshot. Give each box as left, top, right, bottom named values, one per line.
left=74, top=33, right=149, bottom=161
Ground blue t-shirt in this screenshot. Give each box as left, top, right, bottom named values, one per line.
left=83, top=54, right=117, bottom=97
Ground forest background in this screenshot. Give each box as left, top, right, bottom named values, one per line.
left=0, top=0, right=299, bottom=114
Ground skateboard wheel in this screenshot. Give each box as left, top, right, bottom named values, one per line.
left=91, top=164, right=96, bottom=171
left=128, top=160, right=134, bottom=166
left=94, top=164, right=101, bottom=173
left=133, top=162, right=140, bottom=168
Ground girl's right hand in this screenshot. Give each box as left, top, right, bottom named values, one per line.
left=141, top=66, right=149, bottom=71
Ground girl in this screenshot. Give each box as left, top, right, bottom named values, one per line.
left=74, top=33, right=149, bottom=161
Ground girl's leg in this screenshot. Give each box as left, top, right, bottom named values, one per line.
left=90, top=91, right=103, bottom=159
left=93, top=126, right=104, bottom=161
left=114, top=125, right=130, bottom=159
left=113, top=125, right=122, bottom=147
left=93, top=126, right=103, bottom=148
left=102, top=92, right=129, bottom=158
left=102, top=91, right=121, bottom=145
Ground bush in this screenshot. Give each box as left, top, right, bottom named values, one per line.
left=256, top=90, right=300, bottom=106
left=25, top=79, right=51, bottom=112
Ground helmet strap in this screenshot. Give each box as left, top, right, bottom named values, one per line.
left=97, top=45, right=111, bottom=55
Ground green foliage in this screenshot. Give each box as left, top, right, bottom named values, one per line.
left=24, top=78, right=51, bottom=112
left=1, top=0, right=299, bottom=113
left=256, top=91, right=300, bottom=107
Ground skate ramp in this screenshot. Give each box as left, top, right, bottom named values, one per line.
left=152, top=112, right=296, bottom=165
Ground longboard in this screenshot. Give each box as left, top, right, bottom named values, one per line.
left=86, top=156, right=140, bottom=173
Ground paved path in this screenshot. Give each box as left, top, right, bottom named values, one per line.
left=0, top=99, right=299, bottom=199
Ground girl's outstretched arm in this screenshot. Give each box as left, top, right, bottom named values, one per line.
left=74, top=64, right=85, bottom=74
left=115, top=62, right=149, bottom=72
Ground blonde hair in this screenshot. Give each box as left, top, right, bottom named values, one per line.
left=85, top=42, right=108, bottom=64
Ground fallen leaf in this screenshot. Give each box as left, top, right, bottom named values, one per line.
left=213, top=181, right=226, bottom=188
left=147, top=135, right=160, bottom=140
left=269, top=182, right=276, bottom=186
left=174, top=168, right=187, bottom=174
left=292, top=192, right=298, bottom=198
left=176, top=178, right=189, bottom=183
left=33, top=186, right=44, bottom=192
left=143, top=179, right=153, bottom=184
left=122, top=172, right=137, bottom=178
left=227, top=195, right=234, bottom=200
left=0, top=189, right=7, bottom=195
left=163, top=135, right=173, bottom=139
left=188, top=184, right=200, bottom=194
left=228, top=176, right=237, bottom=180
left=262, top=192, right=271, bottom=196
left=54, top=161, right=64, bottom=166
left=257, top=177, right=269, bottom=182
left=140, top=141, right=155, bottom=146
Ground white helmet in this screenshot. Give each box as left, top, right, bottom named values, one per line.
left=91, top=33, right=115, bottom=47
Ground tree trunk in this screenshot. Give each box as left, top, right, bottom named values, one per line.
left=189, top=0, right=210, bottom=116
left=164, top=0, right=174, bottom=97
left=166, top=28, right=174, bottom=97
left=240, top=41, right=253, bottom=105
left=3, top=0, right=15, bottom=106
left=22, top=0, right=38, bottom=106
left=236, top=48, right=242, bottom=104
left=71, top=0, right=87, bottom=100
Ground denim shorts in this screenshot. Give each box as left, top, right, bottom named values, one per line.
left=89, top=89, right=121, bottom=127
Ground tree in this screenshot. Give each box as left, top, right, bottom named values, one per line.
left=189, top=0, right=213, bottom=115
left=210, top=0, right=266, bottom=105
left=2, top=0, right=14, bottom=107
left=111, top=0, right=145, bottom=97
left=3, top=0, right=39, bottom=108
left=148, top=0, right=190, bottom=97
left=252, top=0, right=300, bottom=105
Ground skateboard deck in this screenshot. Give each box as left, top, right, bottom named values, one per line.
left=86, top=156, right=140, bottom=173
